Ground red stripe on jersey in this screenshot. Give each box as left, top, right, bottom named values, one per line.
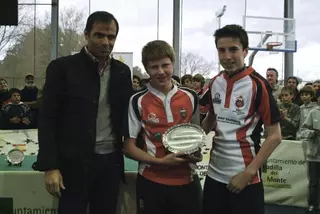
left=236, top=116, right=260, bottom=183
left=250, top=72, right=273, bottom=125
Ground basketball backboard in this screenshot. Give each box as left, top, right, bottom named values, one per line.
left=243, top=15, right=297, bottom=53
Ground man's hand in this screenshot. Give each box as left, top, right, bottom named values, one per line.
left=9, top=117, right=21, bottom=124
left=227, top=170, right=255, bottom=194
left=160, top=152, right=188, bottom=166
left=22, top=117, right=31, bottom=125
left=45, top=169, right=65, bottom=198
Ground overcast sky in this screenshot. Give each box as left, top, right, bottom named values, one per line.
left=21, top=0, right=320, bottom=81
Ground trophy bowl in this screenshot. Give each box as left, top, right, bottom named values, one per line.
left=162, top=123, right=207, bottom=154
left=7, top=148, right=25, bottom=166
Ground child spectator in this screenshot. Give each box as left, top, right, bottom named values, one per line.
left=1, top=88, right=32, bottom=129
left=299, top=89, right=320, bottom=213
left=299, top=87, right=318, bottom=129
left=0, top=78, right=9, bottom=107
left=278, top=86, right=300, bottom=139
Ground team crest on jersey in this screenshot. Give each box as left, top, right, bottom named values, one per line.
left=180, top=108, right=187, bottom=119
left=235, top=96, right=244, bottom=108
left=147, top=112, right=159, bottom=123
left=212, top=93, right=221, bottom=104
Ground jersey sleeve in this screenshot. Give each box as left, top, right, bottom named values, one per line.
left=207, top=79, right=215, bottom=114
left=124, top=94, right=142, bottom=139
left=256, top=77, right=281, bottom=126
left=191, top=103, right=200, bottom=125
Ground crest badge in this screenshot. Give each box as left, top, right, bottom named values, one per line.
left=212, top=93, right=221, bottom=104
left=235, top=96, right=244, bottom=108
left=147, top=113, right=159, bottom=123
left=180, top=108, right=187, bottom=119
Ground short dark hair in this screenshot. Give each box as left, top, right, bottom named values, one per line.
left=286, top=76, right=299, bottom=85
left=132, top=75, right=141, bottom=82
left=267, top=68, right=278, bottom=78
left=181, top=74, right=193, bottom=85
left=85, top=11, right=119, bottom=35
left=0, top=78, right=8, bottom=84
left=300, top=86, right=315, bottom=98
left=214, top=24, right=249, bottom=50
left=172, top=75, right=181, bottom=84
left=281, top=86, right=294, bottom=95
left=9, top=88, right=20, bottom=97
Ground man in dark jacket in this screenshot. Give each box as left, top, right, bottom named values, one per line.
left=36, top=11, right=133, bottom=214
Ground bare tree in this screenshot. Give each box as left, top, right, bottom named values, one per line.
left=58, top=7, right=87, bottom=56
left=180, top=53, right=214, bottom=76
left=0, top=5, right=33, bottom=56
left=132, top=66, right=143, bottom=77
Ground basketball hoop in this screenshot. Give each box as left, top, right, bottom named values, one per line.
left=266, top=42, right=282, bottom=54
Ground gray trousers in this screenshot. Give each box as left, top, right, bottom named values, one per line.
left=308, top=161, right=320, bottom=206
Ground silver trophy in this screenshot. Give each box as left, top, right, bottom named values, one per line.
left=7, top=148, right=25, bottom=166
left=163, top=123, right=207, bottom=154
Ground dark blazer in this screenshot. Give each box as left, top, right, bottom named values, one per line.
left=35, top=47, right=133, bottom=177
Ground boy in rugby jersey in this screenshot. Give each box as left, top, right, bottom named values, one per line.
left=201, top=24, right=282, bottom=214
left=123, top=40, right=203, bottom=214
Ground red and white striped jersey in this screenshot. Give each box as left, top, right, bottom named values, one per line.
left=207, top=66, right=280, bottom=184
left=125, top=83, right=199, bottom=185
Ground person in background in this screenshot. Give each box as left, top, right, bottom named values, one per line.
left=20, top=74, right=39, bottom=128
left=286, top=76, right=303, bottom=106
left=0, top=78, right=9, bottom=107
left=193, top=74, right=205, bottom=95
left=298, top=86, right=317, bottom=131
left=35, top=11, right=133, bottom=214
left=181, top=74, right=193, bottom=89
left=305, top=82, right=313, bottom=88
left=172, top=75, right=181, bottom=85
left=312, top=80, right=320, bottom=92
left=298, top=90, right=320, bottom=214
left=20, top=74, right=39, bottom=106
left=278, top=86, right=300, bottom=140
left=132, top=74, right=141, bottom=91
left=1, top=88, right=31, bottom=129
left=266, top=67, right=282, bottom=103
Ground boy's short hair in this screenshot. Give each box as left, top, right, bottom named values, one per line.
left=286, top=76, right=299, bottom=85
left=214, top=24, right=249, bottom=50
left=132, top=75, right=141, bottom=81
left=181, top=74, right=193, bottom=85
left=172, top=75, right=181, bottom=84
left=9, top=88, right=20, bottom=97
left=0, top=78, right=8, bottom=84
left=193, top=74, right=205, bottom=87
left=141, top=40, right=175, bottom=68
left=300, top=86, right=315, bottom=98
left=281, top=86, right=294, bottom=95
